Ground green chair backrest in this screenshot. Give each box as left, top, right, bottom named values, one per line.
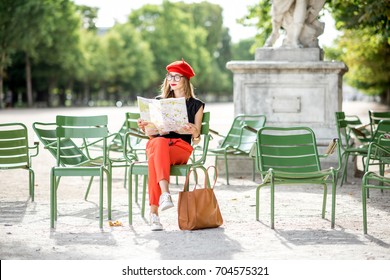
left=200, top=111, right=210, bottom=135
left=257, top=126, right=321, bottom=173
left=55, top=115, right=108, bottom=167
left=335, top=112, right=353, bottom=148
left=336, top=112, right=372, bottom=149
left=33, top=122, right=89, bottom=166
left=369, top=110, right=390, bottom=136
left=371, top=120, right=390, bottom=143
left=372, top=135, right=390, bottom=165
left=0, top=123, right=29, bottom=169
left=220, top=114, right=266, bottom=153
left=192, top=111, right=211, bottom=164
left=125, top=112, right=141, bottom=131
left=108, top=120, right=127, bottom=151
left=124, top=112, right=148, bottom=152
left=335, top=111, right=372, bottom=147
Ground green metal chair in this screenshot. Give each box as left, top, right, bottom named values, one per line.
left=124, top=112, right=211, bottom=225
left=362, top=132, right=390, bottom=199
left=368, top=110, right=390, bottom=137
left=335, top=113, right=390, bottom=186
left=103, top=118, right=141, bottom=190
left=342, top=114, right=372, bottom=144
left=361, top=138, right=390, bottom=234
left=49, top=115, right=112, bottom=229
left=33, top=122, right=96, bottom=200
left=33, top=119, right=139, bottom=198
left=208, top=114, right=266, bottom=185
left=124, top=112, right=147, bottom=159
left=254, top=126, right=341, bottom=229
left=123, top=112, right=149, bottom=202
left=0, top=123, right=39, bottom=201
left=335, top=112, right=369, bottom=186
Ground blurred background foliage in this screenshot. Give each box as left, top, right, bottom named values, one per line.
left=0, top=0, right=388, bottom=108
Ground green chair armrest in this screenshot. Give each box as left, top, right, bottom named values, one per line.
left=209, top=128, right=226, bottom=139
left=242, top=125, right=257, bottom=133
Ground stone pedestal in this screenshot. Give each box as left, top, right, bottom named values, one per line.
left=226, top=48, right=348, bottom=144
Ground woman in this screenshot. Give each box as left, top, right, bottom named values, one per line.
left=137, top=59, right=205, bottom=231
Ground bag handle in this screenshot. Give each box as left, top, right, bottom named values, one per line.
left=182, top=166, right=218, bottom=192
left=204, top=165, right=218, bottom=189
left=182, top=168, right=199, bottom=192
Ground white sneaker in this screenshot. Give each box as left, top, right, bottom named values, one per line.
left=159, top=192, right=174, bottom=211
left=150, top=213, right=163, bottom=231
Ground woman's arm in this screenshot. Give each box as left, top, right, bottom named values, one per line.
left=189, top=106, right=204, bottom=145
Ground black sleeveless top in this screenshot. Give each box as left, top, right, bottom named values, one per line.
left=155, top=97, right=205, bottom=144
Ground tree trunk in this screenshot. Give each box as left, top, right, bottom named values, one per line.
left=67, top=80, right=74, bottom=106
left=83, top=82, right=90, bottom=106
left=0, top=52, right=5, bottom=109
left=0, top=72, right=4, bottom=109
left=48, top=78, right=56, bottom=107
left=25, top=53, right=33, bottom=107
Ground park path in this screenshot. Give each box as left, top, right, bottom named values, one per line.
left=0, top=101, right=389, bottom=260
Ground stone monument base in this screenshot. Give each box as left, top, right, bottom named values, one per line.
left=224, top=48, right=347, bottom=176
left=256, top=48, right=324, bottom=62
left=227, top=48, right=347, bottom=144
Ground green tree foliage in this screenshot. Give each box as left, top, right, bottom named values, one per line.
left=178, top=1, right=232, bottom=96
left=232, top=38, right=256, bottom=60
left=330, top=0, right=389, bottom=37
left=337, top=29, right=389, bottom=95
left=237, top=0, right=271, bottom=48
left=129, top=1, right=213, bottom=95
left=0, top=0, right=54, bottom=107
left=36, top=0, right=83, bottom=106
left=101, top=23, right=156, bottom=100
left=77, top=5, right=99, bottom=31
left=3, top=0, right=241, bottom=107
left=239, top=0, right=390, bottom=101
left=327, top=0, right=390, bottom=100
left=0, top=0, right=82, bottom=107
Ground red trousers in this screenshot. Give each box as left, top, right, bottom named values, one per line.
left=146, top=137, right=193, bottom=206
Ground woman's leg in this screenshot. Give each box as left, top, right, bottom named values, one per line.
left=146, top=138, right=192, bottom=213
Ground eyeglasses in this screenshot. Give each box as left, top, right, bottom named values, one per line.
left=166, top=74, right=184, bottom=82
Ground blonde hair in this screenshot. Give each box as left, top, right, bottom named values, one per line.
left=160, top=76, right=196, bottom=99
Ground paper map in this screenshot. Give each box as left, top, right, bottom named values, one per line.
left=137, top=96, right=189, bottom=135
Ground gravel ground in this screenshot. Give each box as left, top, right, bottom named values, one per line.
left=0, top=101, right=389, bottom=261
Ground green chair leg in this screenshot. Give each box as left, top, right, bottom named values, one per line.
left=128, top=167, right=133, bottom=225
left=123, top=166, right=128, bottom=189
left=362, top=185, right=368, bottom=234
left=84, top=177, right=94, bottom=200
left=99, top=169, right=103, bottom=229
left=105, top=168, right=112, bottom=221
left=252, top=159, right=256, bottom=181
left=331, top=179, right=336, bottom=229
left=50, top=169, right=55, bottom=228
left=135, top=175, right=138, bottom=203
left=141, top=175, right=147, bottom=218
left=29, top=169, right=35, bottom=202
left=321, top=183, right=327, bottom=219
left=224, top=152, right=229, bottom=185
left=270, top=181, right=275, bottom=229
left=255, top=187, right=260, bottom=221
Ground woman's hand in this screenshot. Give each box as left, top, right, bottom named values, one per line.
left=137, top=119, right=149, bottom=132
left=182, top=123, right=199, bottom=137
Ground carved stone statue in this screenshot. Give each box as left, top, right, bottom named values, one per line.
left=264, top=0, right=326, bottom=48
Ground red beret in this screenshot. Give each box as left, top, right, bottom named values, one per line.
left=166, top=59, right=195, bottom=80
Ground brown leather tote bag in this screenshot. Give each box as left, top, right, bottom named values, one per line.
left=178, top=166, right=223, bottom=230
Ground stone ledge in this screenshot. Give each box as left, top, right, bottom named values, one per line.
left=226, top=60, right=348, bottom=74
left=256, top=47, right=324, bottom=62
